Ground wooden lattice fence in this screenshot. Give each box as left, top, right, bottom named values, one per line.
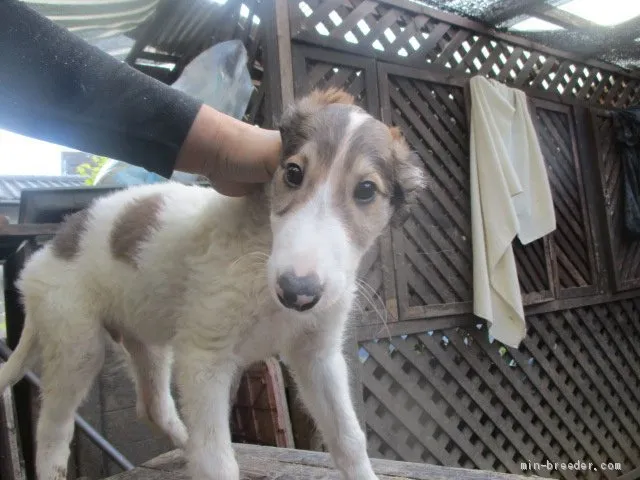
left=284, top=1, right=640, bottom=478
left=358, top=299, right=640, bottom=480
left=288, top=0, right=640, bottom=109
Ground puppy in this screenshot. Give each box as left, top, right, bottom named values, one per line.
left=0, top=88, right=425, bottom=480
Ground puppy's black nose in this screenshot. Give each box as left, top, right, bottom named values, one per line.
left=276, top=271, right=323, bottom=312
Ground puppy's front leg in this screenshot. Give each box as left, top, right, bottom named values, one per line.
left=285, top=333, right=378, bottom=480
left=175, top=347, right=239, bottom=480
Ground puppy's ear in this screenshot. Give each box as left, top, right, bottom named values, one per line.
left=278, top=88, right=355, bottom=158
left=304, top=87, right=355, bottom=107
left=388, top=127, right=427, bottom=228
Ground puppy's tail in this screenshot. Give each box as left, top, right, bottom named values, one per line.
left=0, top=318, right=37, bottom=393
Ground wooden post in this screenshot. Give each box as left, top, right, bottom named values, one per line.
left=262, top=0, right=295, bottom=126
left=0, top=367, right=26, bottom=480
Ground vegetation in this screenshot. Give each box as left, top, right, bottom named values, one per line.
left=76, top=155, right=109, bottom=185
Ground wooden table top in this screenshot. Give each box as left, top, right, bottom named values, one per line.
left=104, top=444, right=542, bottom=480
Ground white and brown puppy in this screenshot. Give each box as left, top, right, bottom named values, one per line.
left=0, top=88, right=424, bottom=480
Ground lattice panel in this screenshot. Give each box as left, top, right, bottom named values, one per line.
left=594, top=113, right=640, bottom=292
left=302, top=59, right=368, bottom=106
left=385, top=74, right=472, bottom=319
left=358, top=299, right=640, bottom=479
left=292, top=45, right=379, bottom=111
left=290, top=0, right=640, bottom=108
left=513, top=238, right=552, bottom=304
left=533, top=105, right=596, bottom=296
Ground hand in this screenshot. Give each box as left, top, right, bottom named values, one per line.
left=175, top=104, right=281, bottom=196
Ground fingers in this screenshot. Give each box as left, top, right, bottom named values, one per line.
left=175, top=105, right=282, bottom=195
left=208, top=179, right=263, bottom=197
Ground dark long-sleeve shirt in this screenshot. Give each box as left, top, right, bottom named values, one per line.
left=0, top=0, right=202, bottom=179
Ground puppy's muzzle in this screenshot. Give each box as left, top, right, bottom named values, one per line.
left=276, top=270, right=323, bottom=312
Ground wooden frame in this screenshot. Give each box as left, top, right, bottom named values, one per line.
left=588, top=108, right=640, bottom=293
left=378, top=62, right=472, bottom=321
left=529, top=98, right=599, bottom=299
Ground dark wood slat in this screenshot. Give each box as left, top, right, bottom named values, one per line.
left=361, top=358, right=457, bottom=465
left=402, top=238, right=454, bottom=304
left=394, top=78, right=467, bottom=166
left=328, top=65, right=360, bottom=88
left=514, top=244, right=548, bottom=293
left=512, top=51, right=542, bottom=88
left=300, top=0, right=347, bottom=35
left=412, top=201, right=472, bottom=265
left=555, top=247, right=588, bottom=287
left=497, top=46, right=525, bottom=83
left=414, top=22, right=452, bottom=60
left=364, top=340, right=496, bottom=471
left=432, top=29, right=471, bottom=67
left=492, top=334, right=613, bottom=480
left=573, top=308, right=640, bottom=428
left=455, top=36, right=490, bottom=74
left=427, top=85, right=466, bottom=128
left=618, top=300, right=640, bottom=355
left=390, top=111, right=470, bottom=221
left=477, top=42, right=508, bottom=77
left=603, top=302, right=640, bottom=387
left=576, top=68, right=601, bottom=101
left=403, top=221, right=470, bottom=302
left=558, top=309, right=640, bottom=446
left=530, top=56, right=559, bottom=89
left=448, top=331, right=578, bottom=480
left=391, top=15, right=428, bottom=57
left=494, top=332, right=619, bottom=479
left=411, top=80, right=467, bottom=146
left=329, top=0, right=379, bottom=40
left=389, top=87, right=466, bottom=189
left=394, top=336, right=531, bottom=473
left=527, top=315, right=636, bottom=463
left=546, top=60, right=573, bottom=94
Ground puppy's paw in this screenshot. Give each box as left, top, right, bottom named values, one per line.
left=188, top=451, right=239, bottom=480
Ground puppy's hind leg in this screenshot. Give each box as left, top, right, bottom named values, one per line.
left=122, top=336, right=188, bottom=448
left=36, top=325, right=105, bottom=480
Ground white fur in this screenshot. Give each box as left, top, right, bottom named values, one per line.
left=0, top=180, right=378, bottom=480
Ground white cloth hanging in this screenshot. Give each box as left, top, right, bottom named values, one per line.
left=469, top=76, right=556, bottom=348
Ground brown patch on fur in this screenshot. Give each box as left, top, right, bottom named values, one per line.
left=389, top=126, right=403, bottom=141
left=110, top=194, right=163, bottom=267
left=52, top=209, right=90, bottom=259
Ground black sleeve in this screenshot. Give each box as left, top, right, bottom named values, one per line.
left=0, top=0, right=203, bottom=179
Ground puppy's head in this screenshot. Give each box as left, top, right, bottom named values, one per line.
left=267, top=88, right=425, bottom=313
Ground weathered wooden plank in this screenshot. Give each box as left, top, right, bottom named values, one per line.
left=105, top=445, right=544, bottom=479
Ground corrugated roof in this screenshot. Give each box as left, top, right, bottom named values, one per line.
left=24, top=0, right=158, bottom=42
left=0, top=175, right=87, bottom=204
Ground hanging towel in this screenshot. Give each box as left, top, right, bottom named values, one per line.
left=469, top=76, right=556, bottom=348
left=612, top=107, right=640, bottom=240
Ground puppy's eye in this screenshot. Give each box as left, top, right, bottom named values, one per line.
left=354, top=181, right=377, bottom=203
left=284, top=163, right=304, bottom=187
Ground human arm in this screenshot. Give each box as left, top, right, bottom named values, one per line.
left=0, top=0, right=280, bottom=195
